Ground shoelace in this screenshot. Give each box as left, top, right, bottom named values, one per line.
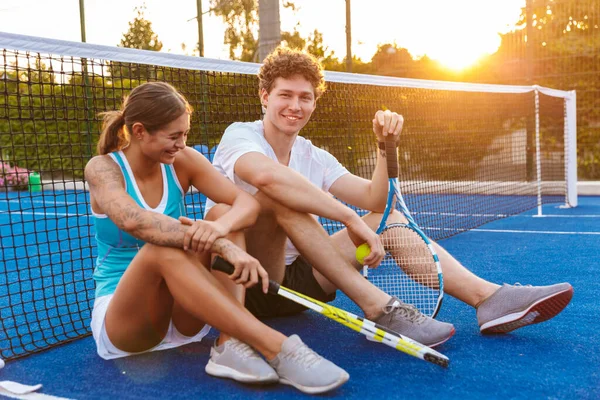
left=227, top=339, right=259, bottom=359
left=384, top=301, right=428, bottom=324
left=283, top=344, right=322, bottom=369
left=512, top=283, right=532, bottom=288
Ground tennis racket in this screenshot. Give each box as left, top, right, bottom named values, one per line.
left=362, top=139, right=444, bottom=318
left=212, top=256, right=449, bottom=368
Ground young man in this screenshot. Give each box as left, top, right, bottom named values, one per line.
left=205, top=47, right=573, bottom=354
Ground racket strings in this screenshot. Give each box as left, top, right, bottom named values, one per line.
left=367, top=225, right=441, bottom=316
left=381, top=226, right=440, bottom=290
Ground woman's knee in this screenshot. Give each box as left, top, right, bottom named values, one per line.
left=139, top=243, right=189, bottom=270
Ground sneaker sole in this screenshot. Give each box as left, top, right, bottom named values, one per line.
left=366, top=327, right=455, bottom=348
left=480, top=286, right=573, bottom=334
left=205, top=360, right=279, bottom=384
left=279, top=372, right=350, bottom=394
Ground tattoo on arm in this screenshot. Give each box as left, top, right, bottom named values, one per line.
left=211, top=238, right=237, bottom=259
left=378, top=149, right=387, bottom=158
left=86, top=157, right=188, bottom=248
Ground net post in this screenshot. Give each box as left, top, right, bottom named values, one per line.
left=534, top=89, right=543, bottom=217
left=564, top=90, right=578, bottom=208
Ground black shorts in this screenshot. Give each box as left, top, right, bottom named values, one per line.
left=245, top=256, right=337, bottom=318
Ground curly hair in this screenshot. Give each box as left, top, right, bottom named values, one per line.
left=258, top=47, right=326, bottom=99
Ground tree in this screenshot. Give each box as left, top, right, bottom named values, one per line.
left=491, top=0, right=600, bottom=179
left=110, top=4, right=163, bottom=80
left=210, top=0, right=340, bottom=65
left=369, top=43, right=415, bottom=76
left=209, top=0, right=259, bottom=61
left=119, top=4, right=163, bottom=51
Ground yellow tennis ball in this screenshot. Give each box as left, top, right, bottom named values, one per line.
left=355, top=243, right=371, bottom=264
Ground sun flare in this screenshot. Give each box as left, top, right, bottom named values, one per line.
left=423, top=31, right=502, bottom=71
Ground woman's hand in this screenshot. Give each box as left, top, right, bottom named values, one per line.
left=179, top=216, right=229, bottom=253
left=222, top=246, right=270, bottom=294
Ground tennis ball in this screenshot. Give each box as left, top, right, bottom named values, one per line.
left=355, top=243, right=371, bottom=264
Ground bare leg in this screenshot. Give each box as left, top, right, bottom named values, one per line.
left=104, top=243, right=286, bottom=360
left=244, top=203, right=288, bottom=284
left=206, top=204, right=268, bottom=346
left=431, top=243, right=499, bottom=307
left=319, top=210, right=500, bottom=308
left=250, top=192, right=390, bottom=320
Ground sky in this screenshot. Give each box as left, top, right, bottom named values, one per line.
left=0, top=0, right=526, bottom=70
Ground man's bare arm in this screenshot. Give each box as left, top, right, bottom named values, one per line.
left=234, top=152, right=359, bottom=226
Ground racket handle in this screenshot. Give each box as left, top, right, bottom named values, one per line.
left=385, top=139, right=398, bottom=179
left=211, top=256, right=281, bottom=295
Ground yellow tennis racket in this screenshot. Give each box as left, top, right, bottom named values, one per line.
left=212, top=257, right=449, bottom=368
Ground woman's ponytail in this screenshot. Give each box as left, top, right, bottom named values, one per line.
left=96, top=110, right=128, bottom=155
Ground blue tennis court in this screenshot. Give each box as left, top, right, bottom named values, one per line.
left=1, top=192, right=598, bottom=399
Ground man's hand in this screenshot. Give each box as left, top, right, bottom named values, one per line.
left=372, top=110, right=404, bottom=142
left=179, top=216, right=229, bottom=253
left=345, top=216, right=385, bottom=267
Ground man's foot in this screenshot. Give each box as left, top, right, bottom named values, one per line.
left=477, top=282, right=573, bottom=334
left=372, top=297, right=455, bottom=347
left=269, top=335, right=349, bottom=394
left=205, top=337, right=279, bottom=384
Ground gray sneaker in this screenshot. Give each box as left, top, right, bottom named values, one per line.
left=477, top=282, right=573, bottom=334
left=372, top=297, right=455, bottom=347
left=269, top=335, right=349, bottom=394
left=205, top=337, right=278, bottom=384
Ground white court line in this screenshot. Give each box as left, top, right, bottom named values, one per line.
left=414, top=212, right=600, bottom=218
left=326, top=224, right=600, bottom=235
left=526, top=214, right=600, bottom=218
left=426, top=226, right=600, bottom=235
left=471, top=228, right=600, bottom=235
left=416, top=211, right=509, bottom=218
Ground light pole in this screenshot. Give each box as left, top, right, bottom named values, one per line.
left=78, top=0, right=93, bottom=157
left=79, top=0, right=86, bottom=42
left=196, top=0, right=204, bottom=56
left=346, top=0, right=352, bottom=72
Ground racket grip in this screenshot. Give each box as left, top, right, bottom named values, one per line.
left=211, top=256, right=281, bottom=295
left=385, top=139, right=399, bottom=179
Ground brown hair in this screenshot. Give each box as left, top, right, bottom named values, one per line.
left=97, top=82, right=193, bottom=155
left=258, top=47, right=326, bottom=99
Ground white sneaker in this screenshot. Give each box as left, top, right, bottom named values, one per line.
left=205, top=337, right=278, bottom=384
left=269, top=335, right=349, bottom=394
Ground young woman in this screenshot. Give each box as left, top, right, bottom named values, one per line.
left=85, top=81, right=349, bottom=394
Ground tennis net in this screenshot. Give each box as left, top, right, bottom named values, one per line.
left=0, top=32, right=577, bottom=360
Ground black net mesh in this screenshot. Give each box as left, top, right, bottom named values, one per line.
left=0, top=42, right=570, bottom=360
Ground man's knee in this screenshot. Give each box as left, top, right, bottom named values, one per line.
left=367, top=209, right=407, bottom=225
left=254, top=191, right=315, bottom=228
left=388, top=209, right=408, bottom=224
left=205, top=204, right=231, bottom=221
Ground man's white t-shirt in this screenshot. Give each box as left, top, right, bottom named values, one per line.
left=205, top=120, right=349, bottom=265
